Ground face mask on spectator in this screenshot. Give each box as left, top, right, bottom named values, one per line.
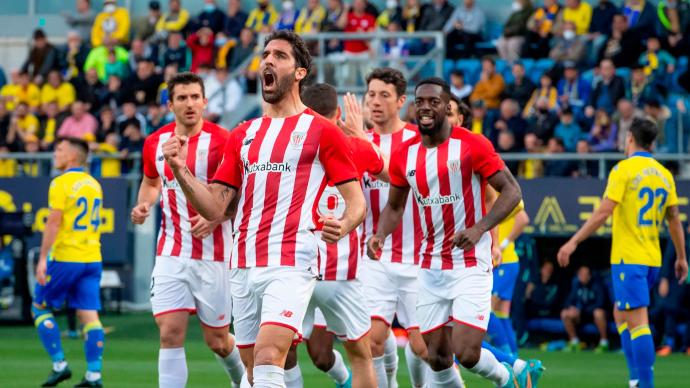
left=512, top=1, right=522, bottom=11
left=204, top=3, right=216, bottom=12
left=104, top=4, right=116, bottom=13
left=387, top=0, right=397, bottom=9
left=563, top=30, right=576, bottom=40
left=283, top=1, right=294, bottom=11
left=215, top=36, right=228, bottom=47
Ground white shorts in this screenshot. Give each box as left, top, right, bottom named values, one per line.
left=417, top=266, right=493, bottom=334
left=302, top=279, right=371, bottom=341
left=360, top=260, right=419, bottom=330
left=150, top=255, right=232, bottom=328
left=231, top=266, right=317, bottom=348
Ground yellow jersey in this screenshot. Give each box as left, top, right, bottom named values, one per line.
left=499, top=200, right=525, bottom=264
left=604, top=152, right=678, bottom=267
left=48, top=168, right=103, bottom=263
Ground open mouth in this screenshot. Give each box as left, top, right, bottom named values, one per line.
left=418, top=113, right=434, bottom=126
left=262, top=70, right=276, bottom=90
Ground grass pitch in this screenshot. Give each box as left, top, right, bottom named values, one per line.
left=2, top=313, right=689, bottom=387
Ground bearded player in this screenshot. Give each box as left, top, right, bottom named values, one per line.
left=130, top=72, right=245, bottom=387
left=162, top=30, right=366, bottom=387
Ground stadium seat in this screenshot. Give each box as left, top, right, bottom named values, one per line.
left=476, top=21, right=503, bottom=53
left=444, top=59, right=456, bottom=81
left=529, top=58, right=556, bottom=84
left=615, top=67, right=631, bottom=85
left=456, top=59, right=482, bottom=86
left=581, top=68, right=596, bottom=87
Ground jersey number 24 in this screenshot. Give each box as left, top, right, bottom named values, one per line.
left=73, top=197, right=102, bottom=231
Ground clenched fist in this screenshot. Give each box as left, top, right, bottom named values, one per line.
left=366, top=235, right=384, bottom=260
left=162, top=135, right=188, bottom=171
left=320, top=215, right=344, bottom=244
left=131, top=202, right=151, bottom=224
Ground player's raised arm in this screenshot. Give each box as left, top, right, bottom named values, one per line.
left=367, top=184, right=410, bottom=259
left=557, top=198, right=617, bottom=267
left=665, top=205, right=688, bottom=283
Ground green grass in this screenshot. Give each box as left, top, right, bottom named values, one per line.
left=3, top=313, right=690, bottom=387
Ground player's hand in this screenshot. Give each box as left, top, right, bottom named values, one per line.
left=131, top=202, right=151, bottom=224
left=675, top=257, right=688, bottom=284
left=36, top=258, right=47, bottom=286
left=492, top=246, right=503, bottom=267
left=658, top=278, right=670, bottom=298
left=162, top=135, right=187, bottom=171
left=557, top=240, right=577, bottom=267
left=319, top=215, right=343, bottom=244
left=339, top=92, right=367, bottom=140
left=453, top=226, right=482, bottom=250
left=190, top=214, right=219, bottom=239
left=367, top=235, right=384, bottom=260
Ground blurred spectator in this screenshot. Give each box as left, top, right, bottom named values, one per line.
left=275, top=0, right=301, bottom=31
left=157, top=65, right=178, bottom=106
left=447, top=94, right=470, bottom=127
left=155, top=0, right=190, bottom=36
left=73, top=69, right=106, bottom=113
left=588, top=109, right=618, bottom=152
left=638, top=36, right=676, bottom=85
left=91, top=0, right=131, bottom=47
left=129, top=38, right=154, bottom=74
left=526, top=261, right=563, bottom=319
left=227, top=28, right=257, bottom=71
left=204, top=67, right=242, bottom=123
left=469, top=100, right=489, bottom=135
left=380, top=22, right=410, bottom=63
left=21, top=29, right=59, bottom=80
left=376, top=0, right=403, bottom=30
left=57, top=101, right=98, bottom=139
left=124, top=58, right=163, bottom=106
left=418, top=0, right=454, bottom=32
left=549, top=21, right=586, bottom=64
left=656, top=0, right=690, bottom=56
left=524, top=0, right=561, bottom=59
left=401, top=0, right=423, bottom=32
left=613, top=99, right=644, bottom=151
left=518, top=132, right=544, bottom=178
left=497, top=131, right=520, bottom=174
left=145, top=103, right=169, bottom=135
left=246, top=0, right=279, bottom=33
left=643, top=99, right=671, bottom=145
left=116, top=102, right=147, bottom=136
left=106, top=47, right=131, bottom=81
left=527, top=96, right=559, bottom=142
left=621, top=0, right=656, bottom=39
left=161, top=32, right=191, bottom=71
left=97, top=106, right=118, bottom=142
left=1, top=71, right=41, bottom=112
left=586, top=59, right=625, bottom=117
left=40, top=70, right=77, bottom=113
left=197, top=0, right=227, bottom=33
left=554, top=108, right=583, bottom=151
left=96, top=132, right=122, bottom=177
left=337, top=0, right=377, bottom=84
left=323, top=0, right=346, bottom=33
left=38, top=102, right=65, bottom=150
left=84, top=38, right=129, bottom=83
left=62, top=0, right=96, bottom=43
left=100, top=75, right=127, bottom=111
left=0, top=104, right=13, bottom=150
left=295, top=0, right=327, bottom=34
left=496, top=0, right=534, bottom=62
left=443, top=0, right=485, bottom=58
left=588, top=0, right=616, bottom=36
left=524, top=74, right=558, bottom=118
left=557, top=63, right=591, bottom=118
left=504, top=62, right=536, bottom=109
left=555, top=0, right=592, bottom=35
left=61, top=31, right=90, bottom=81
left=573, top=139, right=599, bottom=177
left=492, top=99, right=527, bottom=148
left=225, top=0, right=249, bottom=38
left=560, top=266, right=609, bottom=352
left=629, top=66, right=667, bottom=109
left=186, top=27, right=215, bottom=73
left=544, top=137, right=577, bottom=176
left=120, top=121, right=145, bottom=157
left=470, top=57, right=505, bottom=110
left=598, top=14, right=644, bottom=67
left=133, top=1, right=162, bottom=41
left=22, top=135, right=41, bottom=175
left=7, top=102, right=40, bottom=146
left=449, top=70, right=472, bottom=102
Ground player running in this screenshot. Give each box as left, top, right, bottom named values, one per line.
left=130, top=72, right=245, bottom=387
left=32, top=137, right=105, bottom=387
left=557, top=118, right=688, bottom=388
left=163, top=30, right=366, bottom=387
left=360, top=67, right=428, bottom=388
left=368, top=78, right=529, bottom=388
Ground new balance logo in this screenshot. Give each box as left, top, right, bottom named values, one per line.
left=280, top=310, right=293, bottom=318
left=407, top=170, right=416, bottom=177
left=158, top=155, right=165, bottom=162
left=244, top=161, right=292, bottom=174
left=218, top=314, right=225, bottom=321
left=243, top=138, right=254, bottom=146
left=477, top=314, right=485, bottom=321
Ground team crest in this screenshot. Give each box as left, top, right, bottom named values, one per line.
left=290, top=131, right=307, bottom=148
left=447, top=159, right=461, bottom=173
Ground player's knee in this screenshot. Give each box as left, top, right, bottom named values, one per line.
left=426, top=347, right=453, bottom=371
left=310, top=348, right=335, bottom=372
left=455, top=346, right=481, bottom=369
left=159, top=324, right=186, bottom=347
left=205, top=335, right=231, bottom=357
left=593, top=308, right=606, bottom=319
left=254, top=344, right=284, bottom=366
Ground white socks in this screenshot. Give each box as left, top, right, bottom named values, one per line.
left=468, top=348, right=509, bottom=386
left=373, top=355, right=389, bottom=388
left=253, top=365, right=285, bottom=388
left=159, top=347, right=188, bottom=388
left=326, top=350, right=350, bottom=385
left=240, top=373, right=252, bottom=388
left=429, top=366, right=464, bottom=388
left=384, top=331, right=399, bottom=388
left=215, top=346, right=246, bottom=385
left=405, top=343, right=428, bottom=388
left=53, top=360, right=68, bottom=372
left=284, top=364, right=303, bottom=388
left=85, top=371, right=101, bottom=382
left=512, top=358, right=527, bottom=376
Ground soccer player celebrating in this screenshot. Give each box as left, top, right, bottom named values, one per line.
left=162, top=30, right=366, bottom=387
left=557, top=118, right=688, bottom=388
left=368, top=78, right=527, bottom=388
left=130, top=72, right=245, bottom=387
left=360, top=67, right=428, bottom=388
left=32, top=137, right=105, bottom=387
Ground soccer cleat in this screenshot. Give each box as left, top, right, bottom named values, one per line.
left=526, top=359, right=545, bottom=388
left=336, top=368, right=352, bottom=388
left=656, top=345, right=672, bottom=356
left=594, top=342, right=609, bottom=354
left=500, top=362, right=519, bottom=388
left=41, top=366, right=72, bottom=387
left=73, top=377, right=103, bottom=387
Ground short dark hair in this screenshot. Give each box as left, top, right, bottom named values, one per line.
left=366, top=67, right=407, bottom=97
left=301, top=83, right=338, bottom=119
left=58, top=136, right=89, bottom=163
left=167, top=71, right=205, bottom=100
left=629, top=118, right=658, bottom=150
left=481, top=56, right=496, bottom=66
left=415, top=77, right=451, bottom=100
left=264, top=30, right=312, bottom=89
left=450, top=70, right=464, bottom=79
left=550, top=136, right=565, bottom=148
left=458, top=101, right=472, bottom=124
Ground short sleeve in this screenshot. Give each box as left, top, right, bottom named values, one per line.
left=142, top=136, right=159, bottom=179
left=318, top=123, right=358, bottom=185
left=351, top=137, right=384, bottom=177
left=603, top=164, right=626, bottom=203
left=666, top=174, right=679, bottom=207
left=469, top=133, right=504, bottom=179
left=48, top=179, right=66, bottom=211
left=211, top=129, right=244, bottom=189
left=388, top=144, right=409, bottom=188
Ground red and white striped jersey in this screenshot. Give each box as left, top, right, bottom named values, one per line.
left=212, top=108, right=358, bottom=269
left=389, top=127, right=504, bottom=271
left=314, top=137, right=385, bottom=280
left=142, top=121, right=233, bottom=262
left=361, top=123, right=421, bottom=265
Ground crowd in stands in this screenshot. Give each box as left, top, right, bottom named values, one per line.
left=0, top=0, right=688, bottom=179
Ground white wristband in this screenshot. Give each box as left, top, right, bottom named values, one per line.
left=499, top=239, right=510, bottom=250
